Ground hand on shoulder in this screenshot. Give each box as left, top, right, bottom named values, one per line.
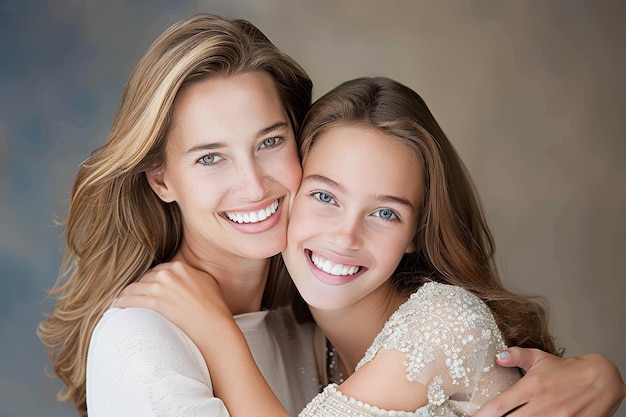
left=474, top=347, right=626, bottom=417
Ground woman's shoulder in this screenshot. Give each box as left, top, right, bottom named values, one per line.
left=86, top=310, right=225, bottom=416
left=88, top=307, right=203, bottom=369
left=93, top=307, right=184, bottom=343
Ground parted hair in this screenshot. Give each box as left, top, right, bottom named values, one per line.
left=37, top=13, right=311, bottom=416
left=295, top=76, right=558, bottom=355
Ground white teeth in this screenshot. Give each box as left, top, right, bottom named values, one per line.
left=331, top=264, right=343, bottom=275
left=311, top=253, right=360, bottom=276
left=226, top=200, right=279, bottom=224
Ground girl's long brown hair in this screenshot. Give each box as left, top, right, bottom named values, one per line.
left=37, top=14, right=310, bottom=416
left=295, top=76, right=558, bottom=355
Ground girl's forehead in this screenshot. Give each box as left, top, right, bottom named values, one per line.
left=305, top=124, right=418, bottom=163
left=305, top=125, right=421, bottom=172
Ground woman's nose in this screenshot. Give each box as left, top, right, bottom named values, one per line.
left=232, top=158, right=267, bottom=201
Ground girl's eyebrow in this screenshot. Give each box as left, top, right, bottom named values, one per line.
left=185, top=122, right=289, bottom=154
left=302, top=174, right=346, bottom=193
left=373, top=194, right=415, bottom=212
left=302, top=174, right=415, bottom=212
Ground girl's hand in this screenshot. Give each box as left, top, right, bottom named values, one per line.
left=115, top=262, right=290, bottom=417
left=115, top=261, right=233, bottom=338
left=474, top=347, right=625, bottom=417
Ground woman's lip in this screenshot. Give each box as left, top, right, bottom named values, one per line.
left=304, top=249, right=367, bottom=286
left=223, top=197, right=283, bottom=214
left=222, top=198, right=284, bottom=234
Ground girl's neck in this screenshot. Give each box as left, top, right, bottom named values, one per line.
left=173, top=240, right=271, bottom=316
left=311, top=284, right=407, bottom=374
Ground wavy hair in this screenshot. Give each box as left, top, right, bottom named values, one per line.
left=295, top=76, right=558, bottom=356
left=37, top=13, right=311, bottom=415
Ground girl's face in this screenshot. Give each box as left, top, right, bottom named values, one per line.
left=147, top=72, right=302, bottom=262
left=283, top=124, right=424, bottom=311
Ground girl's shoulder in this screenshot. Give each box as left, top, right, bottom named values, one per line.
left=357, top=281, right=507, bottom=376
left=403, top=281, right=490, bottom=319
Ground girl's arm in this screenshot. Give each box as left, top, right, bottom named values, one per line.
left=116, top=261, right=291, bottom=417
left=118, top=265, right=626, bottom=417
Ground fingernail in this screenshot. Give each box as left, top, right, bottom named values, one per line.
left=496, top=351, right=510, bottom=359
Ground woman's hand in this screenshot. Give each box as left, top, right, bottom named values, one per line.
left=474, top=347, right=625, bottom=417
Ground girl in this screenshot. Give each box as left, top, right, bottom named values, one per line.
left=119, top=77, right=625, bottom=416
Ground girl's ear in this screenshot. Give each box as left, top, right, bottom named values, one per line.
left=146, top=168, right=175, bottom=203
left=404, top=240, right=416, bottom=254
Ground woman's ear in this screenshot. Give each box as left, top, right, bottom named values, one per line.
left=146, top=168, right=175, bottom=203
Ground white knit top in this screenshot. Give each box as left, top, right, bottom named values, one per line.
left=86, top=305, right=320, bottom=416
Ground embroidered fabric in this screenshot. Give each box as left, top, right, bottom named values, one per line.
left=300, top=282, right=520, bottom=416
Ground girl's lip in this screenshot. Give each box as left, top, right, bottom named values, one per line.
left=304, top=249, right=368, bottom=286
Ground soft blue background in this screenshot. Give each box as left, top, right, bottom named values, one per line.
left=1, top=1, right=624, bottom=416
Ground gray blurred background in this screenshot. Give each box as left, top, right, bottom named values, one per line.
left=1, top=1, right=624, bottom=416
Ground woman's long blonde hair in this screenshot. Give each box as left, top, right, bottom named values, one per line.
left=296, top=76, right=559, bottom=355
left=37, top=13, right=311, bottom=415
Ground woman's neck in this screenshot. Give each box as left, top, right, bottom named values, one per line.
left=173, top=240, right=271, bottom=316
left=310, top=284, right=407, bottom=374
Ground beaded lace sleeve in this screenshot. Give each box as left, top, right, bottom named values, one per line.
left=299, top=282, right=520, bottom=416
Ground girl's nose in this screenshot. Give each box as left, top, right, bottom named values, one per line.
left=326, top=215, right=363, bottom=251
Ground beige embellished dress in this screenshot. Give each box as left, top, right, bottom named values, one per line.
left=300, top=281, right=520, bottom=416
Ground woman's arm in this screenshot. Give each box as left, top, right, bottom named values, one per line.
left=116, top=261, right=291, bottom=417
left=474, top=347, right=626, bottom=417
left=87, top=306, right=231, bottom=416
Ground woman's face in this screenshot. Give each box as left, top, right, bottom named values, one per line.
left=148, top=72, right=302, bottom=262
left=283, top=124, right=424, bottom=311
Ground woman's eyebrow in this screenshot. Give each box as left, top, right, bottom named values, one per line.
left=186, top=142, right=227, bottom=153
left=256, top=121, right=289, bottom=137
left=185, top=122, right=289, bottom=154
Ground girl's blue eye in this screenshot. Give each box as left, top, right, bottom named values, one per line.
left=260, top=137, right=282, bottom=148
left=198, top=153, right=222, bottom=165
left=313, top=191, right=336, bottom=205
left=374, top=208, right=397, bottom=221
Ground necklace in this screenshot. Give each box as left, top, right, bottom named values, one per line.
left=326, top=339, right=346, bottom=384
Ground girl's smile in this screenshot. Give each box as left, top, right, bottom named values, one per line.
left=305, top=249, right=367, bottom=286
left=284, top=124, right=424, bottom=311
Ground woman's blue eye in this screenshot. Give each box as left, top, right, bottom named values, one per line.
left=375, top=208, right=397, bottom=220
left=260, top=137, right=282, bottom=148
left=198, top=153, right=222, bottom=165
left=314, top=192, right=336, bottom=204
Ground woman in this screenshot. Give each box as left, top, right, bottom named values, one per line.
left=40, top=12, right=625, bottom=417
left=118, top=77, right=626, bottom=416
left=37, top=13, right=318, bottom=416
